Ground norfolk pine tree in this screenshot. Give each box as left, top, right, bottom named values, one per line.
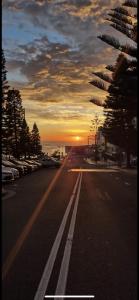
left=2, top=49, right=9, bottom=154
left=89, top=1, right=137, bottom=167
left=6, top=89, right=24, bottom=158
left=19, top=118, right=32, bottom=158
left=31, top=123, right=42, bottom=156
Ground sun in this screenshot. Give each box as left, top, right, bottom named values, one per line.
left=75, top=136, right=81, bottom=141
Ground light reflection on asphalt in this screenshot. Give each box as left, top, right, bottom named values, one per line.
left=68, top=169, right=118, bottom=172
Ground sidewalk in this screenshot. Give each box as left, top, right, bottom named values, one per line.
left=85, top=158, right=137, bottom=175
left=110, top=165, right=137, bottom=175
left=85, top=158, right=114, bottom=167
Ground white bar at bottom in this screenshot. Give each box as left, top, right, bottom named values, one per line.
left=44, top=296, right=95, bottom=298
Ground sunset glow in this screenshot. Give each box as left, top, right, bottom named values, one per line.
left=2, top=0, right=122, bottom=149
left=75, top=136, right=81, bottom=141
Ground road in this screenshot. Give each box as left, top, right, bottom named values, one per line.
left=2, top=154, right=137, bottom=300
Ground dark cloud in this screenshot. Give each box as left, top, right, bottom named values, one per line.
left=66, top=0, right=92, bottom=8
left=3, top=0, right=125, bottom=133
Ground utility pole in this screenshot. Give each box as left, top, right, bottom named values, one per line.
left=90, top=114, right=102, bottom=163
left=87, top=135, right=94, bottom=146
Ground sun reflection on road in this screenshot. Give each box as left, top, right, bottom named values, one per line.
left=68, top=169, right=118, bottom=172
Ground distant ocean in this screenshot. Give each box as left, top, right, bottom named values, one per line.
left=42, top=142, right=66, bottom=156
left=42, top=141, right=86, bottom=156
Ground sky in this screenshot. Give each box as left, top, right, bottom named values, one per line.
left=2, top=0, right=125, bottom=147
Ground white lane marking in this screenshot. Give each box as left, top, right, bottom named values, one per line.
left=55, top=173, right=82, bottom=298
left=104, top=192, right=111, bottom=201
left=124, top=182, right=130, bottom=186
left=44, top=296, right=95, bottom=298
left=34, top=172, right=81, bottom=300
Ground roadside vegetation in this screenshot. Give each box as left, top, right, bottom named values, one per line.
left=89, top=0, right=137, bottom=168
left=2, top=50, right=42, bottom=159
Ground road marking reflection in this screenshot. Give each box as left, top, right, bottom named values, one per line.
left=96, top=189, right=104, bottom=200
left=104, top=192, right=111, bottom=201
left=68, top=169, right=118, bottom=172
left=124, top=182, right=130, bottom=186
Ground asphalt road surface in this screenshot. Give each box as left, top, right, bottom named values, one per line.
left=2, top=154, right=137, bottom=300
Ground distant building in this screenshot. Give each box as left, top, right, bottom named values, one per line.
left=96, top=127, right=119, bottom=160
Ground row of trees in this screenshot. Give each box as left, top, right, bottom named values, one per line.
left=2, top=50, right=42, bottom=159
left=89, top=0, right=137, bottom=167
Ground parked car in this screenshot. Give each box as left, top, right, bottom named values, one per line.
left=9, top=158, right=28, bottom=174
left=2, top=167, right=14, bottom=183
left=29, top=159, right=42, bottom=167
left=2, top=165, right=19, bottom=179
left=131, top=156, right=137, bottom=167
left=2, top=160, right=24, bottom=176
left=24, top=160, right=39, bottom=170
left=20, top=160, right=33, bottom=173
left=40, top=157, right=61, bottom=168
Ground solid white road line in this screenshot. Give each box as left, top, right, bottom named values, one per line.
left=55, top=173, right=82, bottom=298
left=34, top=172, right=81, bottom=300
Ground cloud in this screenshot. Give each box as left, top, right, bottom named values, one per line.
left=3, top=0, right=126, bottom=143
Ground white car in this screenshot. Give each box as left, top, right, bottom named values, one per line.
left=2, top=165, right=19, bottom=179
left=2, top=167, right=14, bottom=183
left=25, top=160, right=38, bottom=171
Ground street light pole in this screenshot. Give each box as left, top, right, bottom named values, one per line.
left=90, top=114, right=103, bottom=164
